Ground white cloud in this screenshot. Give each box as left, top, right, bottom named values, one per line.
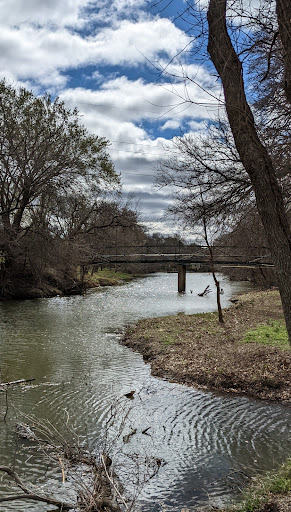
left=92, top=18, right=191, bottom=66
left=187, top=119, right=208, bottom=131
left=60, top=71, right=218, bottom=125
left=161, top=119, right=181, bottom=131
left=0, top=0, right=151, bottom=30
left=90, top=0, right=148, bottom=24
left=0, top=0, right=90, bottom=27
left=0, top=18, right=192, bottom=88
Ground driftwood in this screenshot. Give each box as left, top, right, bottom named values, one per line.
left=0, top=466, right=73, bottom=509
left=124, top=390, right=135, bottom=399
left=4, top=415, right=124, bottom=512
left=0, top=378, right=35, bottom=387
left=198, top=285, right=211, bottom=297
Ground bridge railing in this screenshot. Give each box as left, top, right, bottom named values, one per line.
left=87, top=245, right=273, bottom=267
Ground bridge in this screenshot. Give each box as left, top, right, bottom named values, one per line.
left=86, top=245, right=274, bottom=292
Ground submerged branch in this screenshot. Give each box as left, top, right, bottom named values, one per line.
left=0, top=466, right=73, bottom=510
left=0, top=378, right=35, bottom=387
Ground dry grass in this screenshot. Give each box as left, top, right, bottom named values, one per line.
left=123, top=290, right=291, bottom=403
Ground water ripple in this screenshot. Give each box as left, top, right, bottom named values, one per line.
left=0, top=274, right=290, bottom=512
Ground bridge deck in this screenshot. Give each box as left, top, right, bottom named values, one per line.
left=88, top=254, right=273, bottom=267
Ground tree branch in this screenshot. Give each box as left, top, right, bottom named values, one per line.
left=276, top=0, right=291, bottom=103
left=0, top=466, right=73, bottom=510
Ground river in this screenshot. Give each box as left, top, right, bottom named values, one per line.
left=0, top=272, right=290, bottom=511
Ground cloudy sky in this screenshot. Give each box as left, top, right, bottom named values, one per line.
left=0, top=0, right=221, bottom=235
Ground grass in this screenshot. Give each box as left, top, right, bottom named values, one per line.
left=229, top=458, right=291, bottom=512
left=243, top=320, right=289, bottom=350
left=83, top=267, right=139, bottom=288
left=92, top=268, right=136, bottom=280
left=123, top=290, right=291, bottom=403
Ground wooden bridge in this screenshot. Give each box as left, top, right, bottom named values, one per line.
left=87, top=245, right=273, bottom=292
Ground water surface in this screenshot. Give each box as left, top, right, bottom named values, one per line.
left=0, top=273, right=290, bottom=511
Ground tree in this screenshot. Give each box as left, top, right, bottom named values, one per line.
left=218, top=210, right=278, bottom=288
left=156, top=121, right=253, bottom=227
left=206, top=0, right=291, bottom=343
left=0, top=80, right=119, bottom=298
left=155, top=0, right=291, bottom=343
left=198, top=188, right=224, bottom=323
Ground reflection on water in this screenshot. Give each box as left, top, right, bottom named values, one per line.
left=0, top=273, right=290, bottom=511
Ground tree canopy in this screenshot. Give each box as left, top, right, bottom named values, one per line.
left=0, top=81, right=126, bottom=298
left=0, top=80, right=118, bottom=237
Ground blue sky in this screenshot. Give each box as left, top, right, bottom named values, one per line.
left=0, top=0, right=221, bottom=235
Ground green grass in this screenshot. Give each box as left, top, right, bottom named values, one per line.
left=243, top=320, right=289, bottom=350
left=232, top=458, right=291, bottom=512
left=161, top=334, right=177, bottom=345
left=81, top=267, right=140, bottom=288
left=89, top=268, right=136, bottom=280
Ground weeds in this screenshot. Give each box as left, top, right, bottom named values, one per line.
left=230, top=459, right=291, bottom=512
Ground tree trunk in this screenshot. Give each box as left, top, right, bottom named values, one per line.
left=207, top=0, right=291, bottom=343
left=201, top=209, right=224, bottom=324
left=276, top=0, right=291, bottom=103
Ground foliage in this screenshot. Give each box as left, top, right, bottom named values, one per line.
left=0, top=79, right=118, bottom=232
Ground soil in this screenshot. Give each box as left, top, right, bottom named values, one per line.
left=122, top=290, right=291, bottom=403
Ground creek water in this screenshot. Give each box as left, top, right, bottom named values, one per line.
left=0, top=272, right=290, bottom=511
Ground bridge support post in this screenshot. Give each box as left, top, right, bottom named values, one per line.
left=178, top=264, right=186, bottom=293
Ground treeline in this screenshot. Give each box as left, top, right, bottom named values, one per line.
left=216, top=211, right=278, bottom=288
left=0, top=80, right=149, bottom=299
left=0, top=81, right=199, bottom=299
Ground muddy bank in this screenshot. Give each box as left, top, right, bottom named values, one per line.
left=0, top=269, right=138, bottom=300
left=123, top=290, right=290, bottom=404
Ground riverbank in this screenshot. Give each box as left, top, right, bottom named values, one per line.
left=123, top=290, right=290, bottom=403
left=83, top=268, right=139, bottom=288
left=219, top=457, right=291, bottom=512
left=1, top=268, right=139, bottom=300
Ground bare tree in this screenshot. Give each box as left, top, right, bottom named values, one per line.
left=207, top=0, right=291, bottom=343
left=156, top=121, right=253, bottom=227
left=198, top=189, right=224, bottom=323
left=154, top=0, right=291, bottom=343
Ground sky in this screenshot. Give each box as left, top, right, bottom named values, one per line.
left=0, top=0, right=222, bottom=236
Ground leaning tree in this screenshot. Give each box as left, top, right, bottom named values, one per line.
left=206, top=0, right=291, bottom=343
left=156, top=0, right=291, bottom=343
